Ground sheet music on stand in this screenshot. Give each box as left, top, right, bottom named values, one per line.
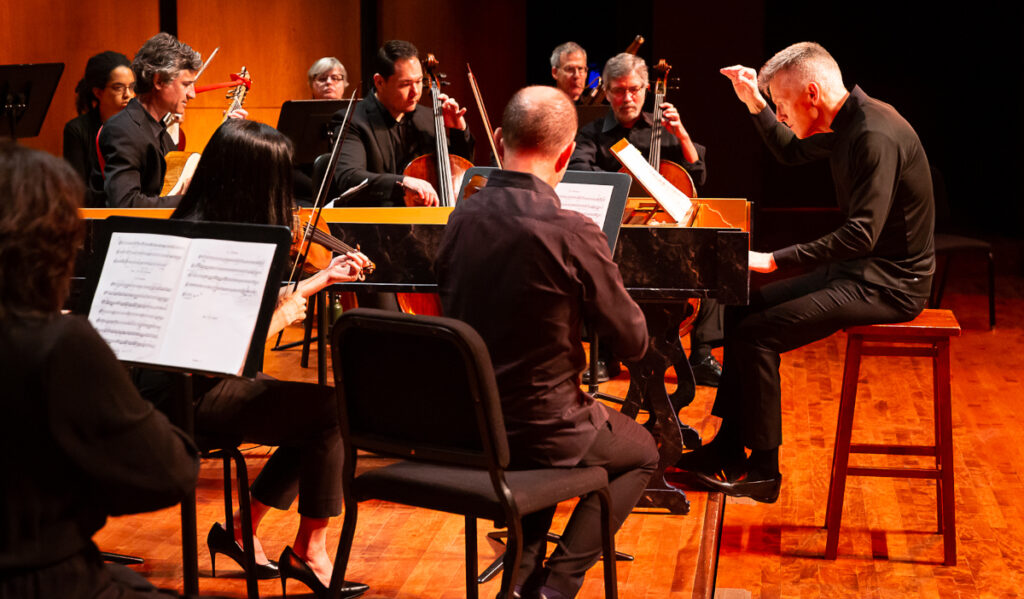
left=78, top=217, right=292, bottom=378
left=456, top=166, right=632, bottom=253
left=610, top=138, right=697, bottom=225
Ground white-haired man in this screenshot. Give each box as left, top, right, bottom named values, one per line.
left=676, top=42, right=935, bottom=503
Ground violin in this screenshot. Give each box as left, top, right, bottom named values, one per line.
left=161, top=67, right=252, bottom=196
left=618, top=59, right=697, bottom=199
left=291, top=210, right=375, bottom=276
left=401, top=54, right=474, bottom=207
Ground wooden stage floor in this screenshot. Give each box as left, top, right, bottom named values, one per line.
left=94, top=256, right=1024, bottom=598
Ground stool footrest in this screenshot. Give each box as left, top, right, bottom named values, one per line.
left=849, top=443, right=937, bottom=456
left=847, top=466, right=939, bottom=479
left=861, top=345, right=938, bottom=357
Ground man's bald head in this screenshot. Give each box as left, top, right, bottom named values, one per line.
left=501, top=86, right=577, bottom=157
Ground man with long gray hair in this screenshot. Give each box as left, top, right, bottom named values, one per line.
left=676, top=42, right=935, bottom=504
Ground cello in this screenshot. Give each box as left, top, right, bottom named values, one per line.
left=400, top=54, right=474, bottom=207
left=396, top=54, right=474, bottom=315
left=619, top=59, right=697, bottom=199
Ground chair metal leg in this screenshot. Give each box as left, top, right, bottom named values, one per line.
left=500, top=519, right=524, bottom=599
left=466, top=516, right=480, bottom=599
left=597, top=488, right=618, bottom=598
left=477, top=530, right=634, bottom=584
left=232, top=449, right=260, bottom=599
left=328, top=500, right=359, bottom=599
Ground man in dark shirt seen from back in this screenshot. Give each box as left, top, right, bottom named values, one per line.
left=435, top=86, right=658, bottom=599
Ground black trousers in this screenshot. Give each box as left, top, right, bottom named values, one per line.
left=195, top=376, right=343, bottom=519
left=514, top=405, right=659, bottom=597
left=712, top=269, right=927, bottom=451
left=690, top=298, right=724, bottom=361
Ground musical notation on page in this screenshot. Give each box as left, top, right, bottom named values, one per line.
left=88, top=232, right=276, bottom=375
left=610, top=138, right=696, bottom=225
left=555, top=181, right=615, bottom=228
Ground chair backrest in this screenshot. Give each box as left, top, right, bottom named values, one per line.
left=331, top=308, right=510, bottom=470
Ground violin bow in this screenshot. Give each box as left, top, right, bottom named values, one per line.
left=466, top=63, right=501, bottom=168
left=286, top=87, right=360, bottom=291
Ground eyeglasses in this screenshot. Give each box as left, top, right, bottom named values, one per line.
left=316, top=75, right=345, bottom=84
left=607, top=85, right=644, bottom=98
left=106, top=82, right=135, bottom=94
left=560, top=65, right=588, bottom=76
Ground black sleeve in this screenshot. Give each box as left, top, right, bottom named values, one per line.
left=751, top=106, right=833, bottom=166
left=774, top=129, right=900, bottom=268
left=573, top=221, right=648, bottom=362
left=331, top=109, right=404, bottom=206
left=62, top=121, right=89, bottom=183
left=46, top=317, right=199, bottom=516
left=98, top=123, right=180, bottom=208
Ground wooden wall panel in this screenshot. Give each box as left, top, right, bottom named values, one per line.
left=0, top=1, right=159, bottom=155
left=376, top=0, right=528, bottom=165
left=176, top=0, right=361, bottom=152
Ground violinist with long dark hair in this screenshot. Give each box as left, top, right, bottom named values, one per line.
left=138, top=119, right=370, bottom=598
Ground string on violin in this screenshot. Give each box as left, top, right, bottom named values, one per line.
left=287, top=86, right=373, bottom=293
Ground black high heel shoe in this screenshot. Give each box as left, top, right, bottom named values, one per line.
left=279, top=545, right=369, bottom=598
left=207, top=522, right=280, bottom=579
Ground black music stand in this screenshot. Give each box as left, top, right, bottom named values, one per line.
left=79, top=217, right=292, bottom=598
left=0, top=63, right=64, bottom=142
left=276, top=99, right=353, bottom=164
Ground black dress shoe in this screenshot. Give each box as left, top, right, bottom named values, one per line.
left=581, top=359, right=621, bottom=385
left=689, top=355, right=722, bottom=387
left=207, top=522, right=279, bottom=579
left=674, top=443, right=747, bottom=481
left=279, top=546, right=369, bottom=599
left=689, top=470, right=782, bottom=504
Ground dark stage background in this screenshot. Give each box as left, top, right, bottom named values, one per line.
left=5, top=0, right=1021, bottom=240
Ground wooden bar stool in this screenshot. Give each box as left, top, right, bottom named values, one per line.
left=824, top=309, right=961, bottom=565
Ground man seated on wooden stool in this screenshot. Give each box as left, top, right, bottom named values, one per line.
left=435, top=86, right=659, bottom=599
left=92, top=33, right=245, bottom=208
left=675, top=42, right=935, bottom=503
left=569, top=53, right=721, bottom=386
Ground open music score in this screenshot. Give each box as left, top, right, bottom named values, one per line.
left=555, top=181, right=615, bottom=229
left=611, top=138, right=695, bottom=224
left=88, top=232, right=276, bottom=376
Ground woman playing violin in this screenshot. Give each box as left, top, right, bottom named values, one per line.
left=139, top=119, right=370, bottom=597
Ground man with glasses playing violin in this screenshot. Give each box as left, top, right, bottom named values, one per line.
left=550, top=42, right=589, bottom=102
left=569, top=53, right=722, bottom=387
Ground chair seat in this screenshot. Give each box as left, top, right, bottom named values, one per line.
left=354, top=461, right=608, bottom=521
left=934, top=233, right=992, bottom=253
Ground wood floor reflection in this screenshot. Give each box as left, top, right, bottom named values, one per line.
left=95, top=258, right=1023, bottom=598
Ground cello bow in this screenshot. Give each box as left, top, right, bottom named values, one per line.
left=466, top=63, right=501, bottom=168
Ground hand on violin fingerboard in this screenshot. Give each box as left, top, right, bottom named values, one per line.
left=439, top=93, right=468, bottom=130
left=224, top=108, right=249, bottom=120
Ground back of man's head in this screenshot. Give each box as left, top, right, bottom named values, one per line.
left=501, top=86, right=577, bottom=157
left=758, top=41, right=843, bottom=99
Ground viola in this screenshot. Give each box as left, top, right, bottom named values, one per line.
left=401, top=54, right=474, bottom=207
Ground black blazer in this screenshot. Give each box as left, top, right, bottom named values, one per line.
left=331, top=92, right=474, bottom=207
left=92, top=98, right=181, bottom=208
